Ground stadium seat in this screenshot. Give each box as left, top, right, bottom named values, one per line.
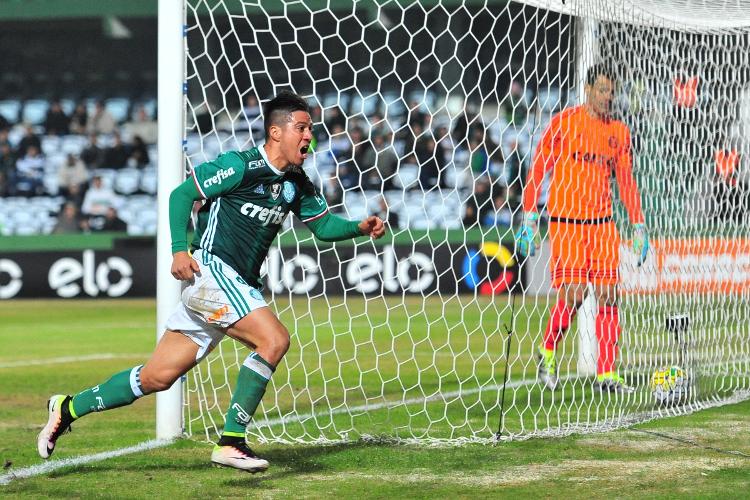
left=114, top=168, right=141, bottom=195
left=61, top=135, right=87, bottom=155
left=22, top=99, right=49, bottom=125
left=393, top=164, right=419, bottom=190
left=0, top=99, right=21, bottom=123
left=106, top=97, right=131, bottom=123
left=42, top=175, right=59, bottom=196
left=60, top=99, right=76, bottom=115
left=93, top=168, right=117, bottom=189
left=140, top=168, right=158, bottom=195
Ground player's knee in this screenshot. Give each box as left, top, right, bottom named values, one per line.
left=139, top=369, right=179, bottom=394
left=269, top=329, right=290, bottom=359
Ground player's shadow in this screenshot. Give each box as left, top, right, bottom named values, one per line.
left=220, top=440, right=382, bottom=486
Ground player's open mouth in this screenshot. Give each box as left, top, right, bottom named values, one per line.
left=299, top=145, right=309, bottom=159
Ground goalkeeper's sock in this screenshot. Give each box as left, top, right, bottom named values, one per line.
left=70, top=365, right=145, bottom=419
left=595, top=306, right=621, bottom=376
left=542, top=300, right=577, bottom=351
left=222, top=352, right=275, bottom=437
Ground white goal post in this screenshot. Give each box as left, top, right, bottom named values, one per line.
left=157, top=0, right=750, bottom=443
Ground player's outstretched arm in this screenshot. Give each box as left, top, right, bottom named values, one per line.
left=358, top=215, right=385, bottom=239
left=305, top=211, right=385, bottom=242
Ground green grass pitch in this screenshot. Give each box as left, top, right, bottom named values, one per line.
left=1, top=298, right=749, bottom=497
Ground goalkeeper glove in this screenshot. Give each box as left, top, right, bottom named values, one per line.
left=633, top=223, right=649, bottom=266
left=515, top=212, right=540, bottom=257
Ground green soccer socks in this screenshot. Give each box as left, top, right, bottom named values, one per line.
left=69, top=365, right=145, bottom=419
left=221, top=352, right=275, bottom=437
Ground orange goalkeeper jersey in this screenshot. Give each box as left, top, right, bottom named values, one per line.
left=522, top=105, right=644, bottom=223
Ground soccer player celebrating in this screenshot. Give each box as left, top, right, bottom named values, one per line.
left=516, top=64, right=649, bottom=394
left=38, top=91, right=385, bottom=471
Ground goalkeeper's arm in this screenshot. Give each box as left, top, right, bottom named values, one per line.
left=614, top=129, right=649, bottom=266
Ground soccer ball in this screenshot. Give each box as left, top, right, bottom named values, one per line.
left=650, top=366, right=689, bottom=406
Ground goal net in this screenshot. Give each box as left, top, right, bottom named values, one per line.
left=179, top=0, right=750, bottom=444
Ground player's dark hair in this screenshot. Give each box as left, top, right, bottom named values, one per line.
left=585, top=63, right=617, bottom=86
left=263, top=91, right=310, bottom=136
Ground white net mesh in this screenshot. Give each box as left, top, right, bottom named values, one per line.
left=182, top=0, right=750, bottom=444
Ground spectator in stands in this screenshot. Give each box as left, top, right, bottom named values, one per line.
left=17, top=125, right=42, bottom=158
left=504, top=140, right=526, bottom=206
left=123, top=105, right=157, bottom=144
left=13, top=144, right=46, bottom=196
left=81, top=133, right=105, bottom=169
left=103, top=133, right=129, bottom=169
left=416, top=136, right=443, bottom=190
left=242, top=94, right=261, bottom=130
left=400, top=121, right=424, bottom=158
left=374, top=195, right=399, bottom=229
left=53, top=202, right=85, bottom=234
left=88, top=100, right=117, bottom=135
left=0, top=128, right=10, bottom=148
left=362, top=134, right=397, bottom=190
left=0, top=142, right=15, bottom=196
left=66, top=183, right=85, bottom=208
left=328, top=124, right=351, bottom=160
left=58, top=153, right=89, bottom=199
left=452, top=103, right=479, bottom=144
left=482, top=188, right=512, bottom=227
left=44, top=99, right=70, bottom=136
left=368, top=112, right=387, bottom=139
left=323, top=177, right=343, bottom=213
left=243, top=94, right=261, bottom=118
left=69, top=103, right=89, bottom=135
left=128, top=135, right=150, bottom=168
left=502, top=80, right=529, bottom=128
left=406, top=99, right=429, bottom=129
left=351, top=127, right=372, bottom=170
left=463, top=177, right=492, bottom=227
left=324, top=106, right=346, bottom=133
left=0, top=113, right=10, bottom=132
left=82, top=175, right=119, bottom=218
left=96, top=207, right=128, bottom=232
left=469, top=138, right=491, bottom=178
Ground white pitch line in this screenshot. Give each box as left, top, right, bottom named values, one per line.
left=254, top=356, right=750, bottom=429
left=254, top=374, right=577, bottom=429
left=0, top=439, right=172, bottom=486
left=0, top=353, right=150, bottom=369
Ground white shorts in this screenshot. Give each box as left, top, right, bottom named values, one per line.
left=164, top=248, right=267, bottom=360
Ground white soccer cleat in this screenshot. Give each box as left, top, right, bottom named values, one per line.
left=211, top=442, right=269, bottom=473
left=37, top=394, right=73, bottom=459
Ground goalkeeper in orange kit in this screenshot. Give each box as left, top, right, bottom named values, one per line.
left=516, top=64, right=649, bottom=393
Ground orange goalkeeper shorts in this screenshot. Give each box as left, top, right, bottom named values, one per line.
left=548, top=217, right=620, bottom=288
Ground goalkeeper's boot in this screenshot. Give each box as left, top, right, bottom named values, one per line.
left=537, top=347, right=559, bottom=391
left=595, top=373, right=635, bottom=394
left=211, top=436, right=269, bottom=473
left=37, top=395, right=74, bottom=459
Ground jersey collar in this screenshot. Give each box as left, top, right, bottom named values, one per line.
left=258, top=143, right=284, bottom=176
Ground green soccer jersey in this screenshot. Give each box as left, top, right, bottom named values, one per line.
left=190, top=145, right=328, bottom=288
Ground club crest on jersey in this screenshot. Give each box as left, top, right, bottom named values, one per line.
left=253, top=184, right=265, bottom=194
left=270, top=183, right=282, bottom=200
left=282, top=181, right=296, bottom=203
